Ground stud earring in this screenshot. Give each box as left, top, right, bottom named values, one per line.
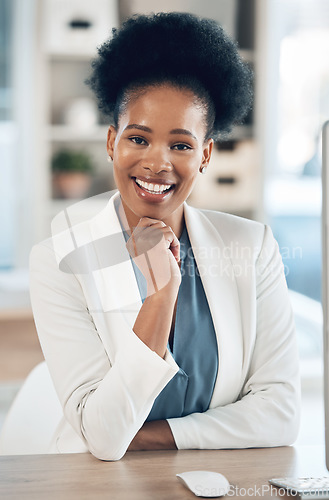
left=200, top=166, right=207, bottom=174
left=107, top=156, right=113, bottom=163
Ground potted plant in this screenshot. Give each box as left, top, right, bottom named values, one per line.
left=51, top=149, right=94, bottom=199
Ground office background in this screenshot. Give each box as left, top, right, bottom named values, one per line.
left=0, top=0, right=328, bottom=447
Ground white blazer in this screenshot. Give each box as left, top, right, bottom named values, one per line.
left=29, top=191, right=300, bottom=460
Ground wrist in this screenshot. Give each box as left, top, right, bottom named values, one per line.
left=130, top=420, right=177, bottom=451
left=146, top=281, right=180, bottom=304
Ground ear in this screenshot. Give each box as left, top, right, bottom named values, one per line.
left=107, top=125, right=117, bottom=158
left=201, top=138, right=213, bottom=168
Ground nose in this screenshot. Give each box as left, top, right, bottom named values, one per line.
left=140, top=148, right=173, bottom=174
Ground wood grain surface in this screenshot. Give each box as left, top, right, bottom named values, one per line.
left=0, top=446, right=327, bottom=499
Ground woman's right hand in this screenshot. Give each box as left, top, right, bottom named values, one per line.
left=127, top=218, right=181, bottom=357
left=126, top=217, right=181, bottom=298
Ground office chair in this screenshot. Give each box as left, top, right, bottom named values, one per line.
left=0, top=361, right=63, bottom=455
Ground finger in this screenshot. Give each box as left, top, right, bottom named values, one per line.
left=130, top=219, right=180, bottom=262
left=170, top=238, right=180, bottom=263
left=128, top=223, right=165, bottom=256
left=135, top=217, right=166, bottom=229
left=162, top=226, right=180, bottom=262
left=131, top=219, right=167, bottom=247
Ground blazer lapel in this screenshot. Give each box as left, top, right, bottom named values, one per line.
left=184, top=203, right=243, bottom=406
left=88, top=191, right=142, bottom=327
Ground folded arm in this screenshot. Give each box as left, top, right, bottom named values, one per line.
left=166, top=225, right=301, bottom=449
left=29, top=242, right=179, bottom=461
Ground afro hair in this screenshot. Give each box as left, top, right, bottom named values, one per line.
left=86, top=12, right=253, bottom=139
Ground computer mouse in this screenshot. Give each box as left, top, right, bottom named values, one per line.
left=176, top=470, right=230, bottom=497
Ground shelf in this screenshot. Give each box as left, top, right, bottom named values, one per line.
left=48, top=52, right=97, bottom=62
left=48, top=125, right=109, bottom=142
left=239, top=49, right=254, bottom=63
left=218, top=125, right=254, bottom=142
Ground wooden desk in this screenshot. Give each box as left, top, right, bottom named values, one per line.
left=0, top=446, right=328, bottom=499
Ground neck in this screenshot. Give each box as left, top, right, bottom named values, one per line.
left=164, top=206, right=185, bottom=239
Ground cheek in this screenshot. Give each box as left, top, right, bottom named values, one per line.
left=113, top=145, right=135, bottom=172
left=174, top=165, right=199, bottom=197
left=179, top=157, right=201, bottom=182
left=112, top=156, right=130, bottom=185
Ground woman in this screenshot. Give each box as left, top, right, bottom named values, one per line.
left=30, top=12, right=300, bottom=461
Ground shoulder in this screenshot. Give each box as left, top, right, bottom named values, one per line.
left=29, top=237, right=79, bottom=286
left=30, top=239, right=57, bottom=271
left=187, top=204, right=266, bottom=249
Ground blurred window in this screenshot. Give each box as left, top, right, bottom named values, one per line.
left=0, top=0, right=12, bottom=120
left=266, top=0, right=329, bottom=303
left=0, top=0, right=16, bottom=269
left=264, top=1, right=329, bottom=445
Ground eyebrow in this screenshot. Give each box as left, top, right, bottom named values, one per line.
left=125, top=124, right=197, bottom=141
left=170, top=128, right=197, bottom=141
left=125, top=124, right=152, bottom=133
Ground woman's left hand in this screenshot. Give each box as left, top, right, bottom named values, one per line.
left=128, top=420, right=177, bottom=451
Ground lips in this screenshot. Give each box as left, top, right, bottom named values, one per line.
left=132, top=176, right=175, bottom=202
left=134, top=177, right=174, bottom=194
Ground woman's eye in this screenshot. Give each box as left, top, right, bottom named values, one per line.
left=172, top=143, right=192, bottom=151
left=130, top=136, right=147, bottom=145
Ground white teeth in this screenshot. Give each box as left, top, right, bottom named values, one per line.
left=135, top=178, right=172, bottom=194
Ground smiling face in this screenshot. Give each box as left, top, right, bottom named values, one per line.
left=107, top=84, right=213, bottom=237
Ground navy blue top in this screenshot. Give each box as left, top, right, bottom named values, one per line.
left=115, top=201, right=218, bottom=420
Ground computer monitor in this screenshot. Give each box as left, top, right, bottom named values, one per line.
left=322, top=120, right=329, bottom=470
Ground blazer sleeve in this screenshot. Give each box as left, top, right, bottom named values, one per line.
left=29, top=241, right=178, bottom=461
left=166, top=225, right=301, bottom=449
